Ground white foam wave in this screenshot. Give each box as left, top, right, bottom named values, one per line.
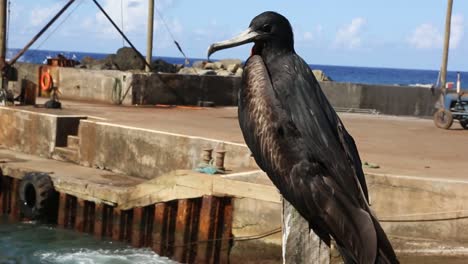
left=408, top=83, right=434, bottom=88
left=35, top=248, right=177, bottom=264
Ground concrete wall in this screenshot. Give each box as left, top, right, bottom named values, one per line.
left=58, top=67, right=133, bottom=105
left=0, top=107, right=85, bottom=157
left=0, top=107, right=56, bottom=157
left=320, top=82, right=440, bottom=117
left=131, top=73, right=240, bottom=106
left=368, top=173, right=468, bottom=242
left=78, top=120, right=257, bottom=179
left=8, top=63, right=439, bottom=117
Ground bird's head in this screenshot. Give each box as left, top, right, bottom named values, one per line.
left=207, top=11, right=294, bottom=60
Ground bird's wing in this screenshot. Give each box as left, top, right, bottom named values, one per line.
left=269, top=53, right=369, bottom=204
left=290, top=160, right=377, bottom=264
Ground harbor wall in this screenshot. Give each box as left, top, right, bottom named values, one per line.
left=78, top=120, right=257, bottom=179
left=9, top=62, right=439, bottom=117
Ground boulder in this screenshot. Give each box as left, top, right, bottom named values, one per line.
left=203, top=62, right=219, bottom=70
left=235, top=68, right=244, bottom=76
left=151, top=59, right=177, bottom=73
left=192, top=60, right=206, bottom=69
left=114, top=47, right=145, bottom=71
left=219, top=59, right=242, bottom=69
left=227, top=63, right=240, bottom=73
left=216, top=69, right=232, bottom=76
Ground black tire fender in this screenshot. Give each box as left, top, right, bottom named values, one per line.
left=19, top=172, right=57, bottom=221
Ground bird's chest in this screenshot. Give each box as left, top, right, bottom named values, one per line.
left=239, top=56, right=301, bottom=179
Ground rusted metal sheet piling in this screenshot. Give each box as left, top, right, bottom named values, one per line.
left=0, top=170, right=234, bottom=263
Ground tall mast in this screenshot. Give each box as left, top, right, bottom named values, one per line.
left=440, top=0, right=453, bottom=91
left=146, top=0, right=154, bottom=72
left=0, top=0, right=7, bottom=94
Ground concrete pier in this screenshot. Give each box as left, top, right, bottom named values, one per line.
left=0, top=96, right=467, bottom=263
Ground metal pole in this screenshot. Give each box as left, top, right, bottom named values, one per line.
left=0, top=0, right=7, bottom=93
left=145, top=0, right=154, bottom=72
left=440, top=0, right=453, bottom=91
left=92, top=0, right=152, bottom=71
left=8, top=0, right=76, bottom=66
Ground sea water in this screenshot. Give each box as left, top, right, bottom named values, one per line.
left=6, top=48, right=468, bottom=87
left=0, top=217, right=175, bottom=264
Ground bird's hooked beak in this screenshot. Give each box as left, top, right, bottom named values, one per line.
left=207, top=27, right=261, bottom=60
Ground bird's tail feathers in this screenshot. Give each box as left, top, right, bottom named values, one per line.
left=371, top=215, right=399, bottom=264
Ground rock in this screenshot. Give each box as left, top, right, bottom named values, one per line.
left=227, top=63, right=240, bottom=73
left=203, top=62, right=218, bottom=70
left=219, top=59, right=242, bottom=69
left=198, top=69, right=217, bottom=75
left=114, top=47, right=145, bottom=71
left=312, top=70, right=333, bottom=81
left=235, top=68, right=243, bottom=76
left=192, top=60, right=206, bottom=69
left=214, top=61, right=224, bottom=70
left=216, top=69, right=232, bottom=76
left=150, top=59, right=177, bottom=73
left=178, top=67, right=197, bottom=75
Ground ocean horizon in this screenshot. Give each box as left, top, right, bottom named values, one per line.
left=6, top=48, right=467, bottom=87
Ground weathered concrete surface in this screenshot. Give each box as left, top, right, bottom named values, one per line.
left=283, top=200, right=330, bottom=264
left=368, top=173, right=468, bottom=243
left=0, top=107, right=86, bottom=157
left=78, top=119, right=257, bottom=179
left=9, top=63, right=440, bottom=116
left=58, top=67, right=133, bottom=105
left=0, top=107, right=55, bottom=157
left=230, top=197, right=282, bottom=264
left=320, top=82, right=440, bottom=117
left=132, top=73, right=241, bottom=106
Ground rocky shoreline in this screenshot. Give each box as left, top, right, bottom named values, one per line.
left=77, top=47, right=332, bottom=81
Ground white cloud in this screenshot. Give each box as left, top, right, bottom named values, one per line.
left=29, top=3, right=62, bottom=27
left=334, top=17, right=366, bottom=49
left=408, top=14, right=464, bottom=50
left=450, top=14, right=464, bottom=49
left=408, top=23, right=442, bottom=49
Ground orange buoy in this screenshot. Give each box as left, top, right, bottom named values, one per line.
left=40, top=71, right=52, bottom=91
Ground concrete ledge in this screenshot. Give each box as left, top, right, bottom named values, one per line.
left=368, top=173, right=468, bottom=242
left=78, top=119, right=257, bottom=179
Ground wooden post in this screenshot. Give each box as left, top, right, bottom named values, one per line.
left=152, top=203, right=166, bottom=255
left=440, top=0, right=454, bottom=90
left=131, top=207, right=145, bottom=247
left=94, top=203, right=104, bottom=238
left=282, top=199, right=330, bottom=264
left=112, top=208, right=122, bottom=241
left=195, top=196, right=219, bottom=263
left=75, top=198, right=86, bottom=232
left=57, top=193, right=67, bottom=227
left=145, top=0, right=154, bottom=72
left=8, top=178, right=19, bottom=221
left=219, top=199, right=233, bottom=264
left=174, top=199, right=192, bottom=263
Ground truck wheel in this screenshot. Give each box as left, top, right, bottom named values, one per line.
left=19, top=172, right=57, bottom=221
left=434, top=109, right=453, bottom=129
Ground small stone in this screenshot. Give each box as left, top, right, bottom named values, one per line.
left=192, top=60, right=206, bottom=69
left=219, top=59, right=242, bottom=69
left=214, top=61, right=224, bottom=70
left=227, top=63, right=240, bottom=73
left=216, top=70, right=232, bottom=76
left=204, top=62, right=218, bottom=70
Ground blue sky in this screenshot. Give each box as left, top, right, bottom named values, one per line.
left=8, top=0, right=468, bottom=71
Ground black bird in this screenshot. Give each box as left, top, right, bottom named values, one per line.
left=208, top=11, right=398, bottom=264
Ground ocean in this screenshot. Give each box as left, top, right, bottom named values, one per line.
left=6, top=48, right=467, bottom=87
left=0, top=217, right=175, bottom=264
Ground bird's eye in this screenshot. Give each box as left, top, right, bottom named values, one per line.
left=262, top=24, right=272, bottom=32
